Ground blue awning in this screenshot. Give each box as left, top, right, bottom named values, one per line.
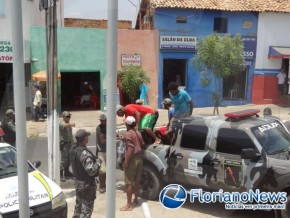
left=268, top=46, right=290, bottom=59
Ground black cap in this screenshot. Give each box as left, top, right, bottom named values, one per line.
left=263, top=107, right=272, bottom=116
left=75, top=129, right=91, bottom=141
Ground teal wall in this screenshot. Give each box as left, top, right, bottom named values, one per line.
left=30, top=27, right=107, bottom=109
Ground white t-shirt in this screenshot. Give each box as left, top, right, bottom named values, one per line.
left=33, top=90, right=42, bottom=106
left=277, top=72, right=286, bottom=85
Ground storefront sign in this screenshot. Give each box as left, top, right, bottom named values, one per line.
left=242, top=36, right=256, bottom=61
left=0, top=40, right=13, bottom=63
left=121, top=54, right=141, bottom=67
left=160, top=36, right=196, bottom=51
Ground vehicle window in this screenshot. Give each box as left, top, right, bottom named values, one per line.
left=216, top=128, right=255, bottom=155
left=0, top=146, right=34, bottom=179
left=180, top=125, right=208, bottom=150
left=251, top=121, right=290, bottom=155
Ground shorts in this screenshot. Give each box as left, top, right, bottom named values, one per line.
left=98, top=152, right=106, bottom=174
left=169, top=117, right=177, bottom=131
left=158, top=126, right=167, bottom=136
left=124, top=153, right=143, bottom=186
left=139, top=113, right=156, bottom=130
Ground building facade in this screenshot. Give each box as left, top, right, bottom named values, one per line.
left=30, top=27, right=159, bottom=110
left=253, top=12, right=290, bottom=104
left=0, top=0, right=64, bottom=110
left=154, top=8, right=258, bottom=107
left=139, top=0, right=290, bottom=108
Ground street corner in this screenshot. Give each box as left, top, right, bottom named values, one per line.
left=26, top=119, right=48, bottom=138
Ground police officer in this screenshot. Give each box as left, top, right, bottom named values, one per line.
left=1, top=109, right=16, bottom=147
left=70, top=129, right=101, bottom=218
left=59, top=111, right=75, bottom=182
left=96, top=113, right=107, bottom=193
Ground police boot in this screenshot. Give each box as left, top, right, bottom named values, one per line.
left=60, top=170, right=66, bottom=182
left=99, top=173, right=106, bottom=193
left=64, top=168, right=74, bottom=178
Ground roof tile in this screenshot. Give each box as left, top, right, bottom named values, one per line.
left=149, top=0, right=290, bottom=13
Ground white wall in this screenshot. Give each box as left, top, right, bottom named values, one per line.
left=0, top=0, right=12, bottom=40
left=256, top=12, right=290, bottom=70
left=0, top=0, right=64, bottom=62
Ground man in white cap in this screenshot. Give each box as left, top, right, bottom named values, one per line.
left=1, top=109, right=16, bottom=146
left=120, top=116, right=144, bottom=211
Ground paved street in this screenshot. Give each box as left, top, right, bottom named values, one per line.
left=25, top=104, right=289, bottom=218
left=27, top=135, right=274, bottom=218
left=27, top=134, right=98, bottom=176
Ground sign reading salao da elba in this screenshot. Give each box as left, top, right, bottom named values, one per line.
left=160, top=36, right=197, bottom=51
left=0, top=40, right=13, bottom=63
left=121, top=54, right=141, bottom=67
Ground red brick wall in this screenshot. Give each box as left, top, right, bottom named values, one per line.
left=64, top=18, right=132, bottom=29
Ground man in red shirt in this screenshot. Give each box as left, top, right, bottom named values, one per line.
left=116, top=104, right=159, bottom=143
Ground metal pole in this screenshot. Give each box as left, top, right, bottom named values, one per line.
left=47, top=0, right=54, bottom=181
left=106, top=0, right=118, bottom=217
left=10, top=0, right=29, bottom=217
left=52, top=0, right=60, bottom=184
left=47, top=0, right=60, bottom=184
left=46, top=0, right=53, bottom=181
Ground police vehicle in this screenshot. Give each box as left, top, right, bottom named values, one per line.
left=0, top=143, right=67, bottom=217
left=139, top=109, right=290, bottom=218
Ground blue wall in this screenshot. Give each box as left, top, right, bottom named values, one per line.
left=156, top=8, right=258, bottom=107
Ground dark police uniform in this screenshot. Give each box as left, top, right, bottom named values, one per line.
left=1, top=109, right=16, bottom=147
left=70, top=129, right=100, bottom=218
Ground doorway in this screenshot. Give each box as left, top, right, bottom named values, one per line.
left=163, top=59, right=187, bottom=99
left=282, top=58, right=289, bottom=95
left=223, top=68, right=248, bottom=100
left=0, top=63, right=13, bottom=110
left=61, top=72, right=100, bottom=111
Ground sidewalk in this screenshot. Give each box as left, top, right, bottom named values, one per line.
left=64, top=181, right=225, bottom=218
left=26, top=103, right=290, bottom=138
left=27, top=103, right=290, bottom=217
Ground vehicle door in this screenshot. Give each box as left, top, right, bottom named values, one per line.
left=210, top=126, right=267, bottom=192
left=170, top=122, right=212, bottom=189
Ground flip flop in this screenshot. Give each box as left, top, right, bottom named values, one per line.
left=120, top=205, right=133, bottom=211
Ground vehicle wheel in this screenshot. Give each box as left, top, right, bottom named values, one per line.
left=275, top=195, right=290, bottom=218
left=140, top=164, right=162, bottom=200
